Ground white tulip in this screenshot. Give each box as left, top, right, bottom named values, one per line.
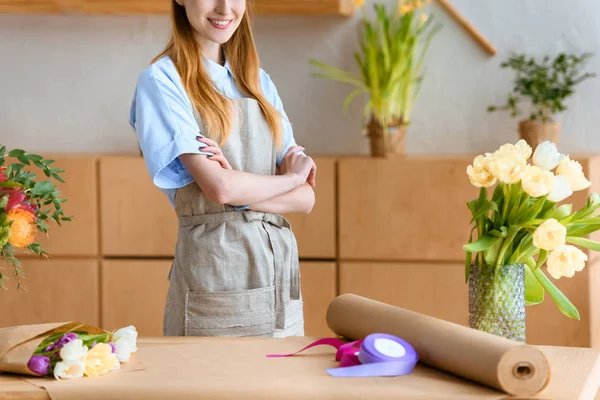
left=532, top=141, right=563, bottom=171
left=547, top=175, right=573, bottom=203
left=547, top=245, right=588, bottom=279
left=533, top=219, right=567, bottom=251
left=556, top=156, right=591, bottom=191
left=112, top=325, right=138, bottom=362
left=54, top=360, right=85, bottom=380
left=59, top=339, right=88, bottom=362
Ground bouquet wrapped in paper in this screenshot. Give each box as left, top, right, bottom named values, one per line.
left=0, top=322, right=138, bottom=380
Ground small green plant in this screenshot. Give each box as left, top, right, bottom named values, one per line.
left=488, top=52, right=596, bottom=123
left=309, top=0, right=440, bottom=130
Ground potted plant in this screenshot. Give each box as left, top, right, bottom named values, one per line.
left=464, top=139, right=600, bottom=342
left=488, top=52, right=595, bottom=151
left=309, top=0, right=440, bottom=157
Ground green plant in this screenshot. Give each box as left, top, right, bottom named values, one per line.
left=309, top=0, right=440, bottom=132
left=0, top=146, right=71, bottom=290
left=488, top=52, right=596, bottom=123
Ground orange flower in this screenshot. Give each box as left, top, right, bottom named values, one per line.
left=7, top=209, right=37, bottom=248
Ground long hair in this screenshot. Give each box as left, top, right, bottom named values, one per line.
left=153, top=1, right=283, bottom=147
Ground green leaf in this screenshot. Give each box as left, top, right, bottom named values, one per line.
left=52, top=173, right=65, bottom=183
left=533, top=268, right=579, bottom=319
left=465, top=227, right=475, bottom=283
left=30, top=180, right=56, bottom=196
left=534, top=250, right=548, bottom=271
left=27, top=154, right=43, bottom=161
left=524, top=262, right=544, bottom=305
left=470, top=200, right=499, bottom=223
left=463, top=235, right=501, bottom=253
left=17, top=154, right=30, bottom=165
left=549, top=204, right=572, bottom=220
left=565, top=236, right=600, bottom=252
left=8, top=149, right=25, bottom=157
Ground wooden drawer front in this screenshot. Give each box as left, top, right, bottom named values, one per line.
left=285, top=157, right=337, bottom=259
left=19, top=156, right=99, bottom=257
left=300, top=262, right=337, bottom=336
left=339, top=262, right=469, bottom=325
left=338, top=157, right=479, bottom=261
left=0, top=259, right=99, bottom=327
left=101, top=260, right=171, bottom=336
left=339, top=262, right=590, bottom=347
left=100, top=157, right=177, bottom=256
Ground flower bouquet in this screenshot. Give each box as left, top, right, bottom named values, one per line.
left=0, top=146, right=71, bottom=290
left=0, top=322, right=138, bottom=380
left=464, top=140, right=600, bottom=342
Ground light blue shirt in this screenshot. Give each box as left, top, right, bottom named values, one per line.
left=129, top=55, right=299, bottom=206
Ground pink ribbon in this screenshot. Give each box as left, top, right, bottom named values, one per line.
left=267, top=334, right=418, bottom=377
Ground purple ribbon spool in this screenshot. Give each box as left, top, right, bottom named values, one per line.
left=326, top=333, right=419, bottom=378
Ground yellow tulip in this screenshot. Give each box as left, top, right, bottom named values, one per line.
left=354, top=0, right=365, bottom=7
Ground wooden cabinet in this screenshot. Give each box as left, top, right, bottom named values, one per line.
left=101, top=260, right=336, bottom=337
left=339, top=261, right=592, bottom=347
left=99, top=156, right=177, bottom=257
left=338, top=156, right=480, bottom=262
left=285, top=157, right=337, bottom=259
left=0, top=0, right=354, bottom=16
left=20, top=155, right=99, bottom=257
left=101, top=260, right=171, bottom=336
left=300, top=262, right=337, bottom=337
left=0, top=259, right=99, bottom=328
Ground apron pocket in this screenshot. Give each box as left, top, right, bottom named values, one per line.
left=184, top=286, right=276, bottom=337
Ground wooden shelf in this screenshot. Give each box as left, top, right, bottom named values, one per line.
left=0, top=0, right=355, bottom=16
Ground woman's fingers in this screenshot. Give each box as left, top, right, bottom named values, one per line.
left=208, top=154, right=232, bottom=170
left=196, top=136, right=220, bottom=148
left=285, top=146, right=305, bottom=157
left=200, top=146, right=222, bottom=156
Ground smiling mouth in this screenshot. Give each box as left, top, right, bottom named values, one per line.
left=208, top=18, right=233, bottom=29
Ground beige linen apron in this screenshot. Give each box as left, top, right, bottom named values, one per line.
left=163, top=98, right=304, bottom=338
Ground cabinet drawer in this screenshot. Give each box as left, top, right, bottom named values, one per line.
left=19, top=155, right=99, bottom=257
left=100, top=157, right=177, bottom=256
left=338, top=157, right=478, bottom=261
left=101, top=260, right=171, bottom=336
left=300, top=262, right=336, bottom=336
left=285, top=157, right=336, bottom=259
left=1, top=259, right=99, bottom=327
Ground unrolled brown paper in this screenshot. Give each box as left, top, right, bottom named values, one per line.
left=0, top=322, right=105, bottom=376
left=326, top=294, right=551, bottom=397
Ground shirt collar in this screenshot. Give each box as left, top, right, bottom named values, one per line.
left=203, top=54, right=233, bottom=82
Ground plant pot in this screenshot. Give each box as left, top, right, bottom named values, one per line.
left=518, top=120, right=560, bottom=151
left=468, top=264, right=526, bottom=343
left=366, top=118, right=407, bottom=158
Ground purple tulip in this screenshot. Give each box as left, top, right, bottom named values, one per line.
left=44, top=332, right=78, bottom=353
left=27, top=355, right=50, bottom=376
left=108, top=342, right=116, bottom=353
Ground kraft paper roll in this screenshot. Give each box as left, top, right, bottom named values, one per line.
left=326, top=294, right=551, bottom=397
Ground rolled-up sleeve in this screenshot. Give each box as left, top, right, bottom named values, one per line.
left=129, top=61, right=211, bottom=189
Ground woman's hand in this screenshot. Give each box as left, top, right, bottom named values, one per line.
left=279, top=146, right=315, bottom=187
left=196, top=135, right=232, bottom=170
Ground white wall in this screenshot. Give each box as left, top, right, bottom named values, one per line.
left=1, top=0, right=599, bottom=156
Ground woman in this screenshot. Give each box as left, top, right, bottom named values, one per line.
left=129, top=0, right=316, bottom=338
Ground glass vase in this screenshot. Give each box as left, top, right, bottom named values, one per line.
left=468, top=263, right=526, bottom=343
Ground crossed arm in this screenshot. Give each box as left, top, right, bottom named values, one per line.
left=179, top=138, right=316, bottom=214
